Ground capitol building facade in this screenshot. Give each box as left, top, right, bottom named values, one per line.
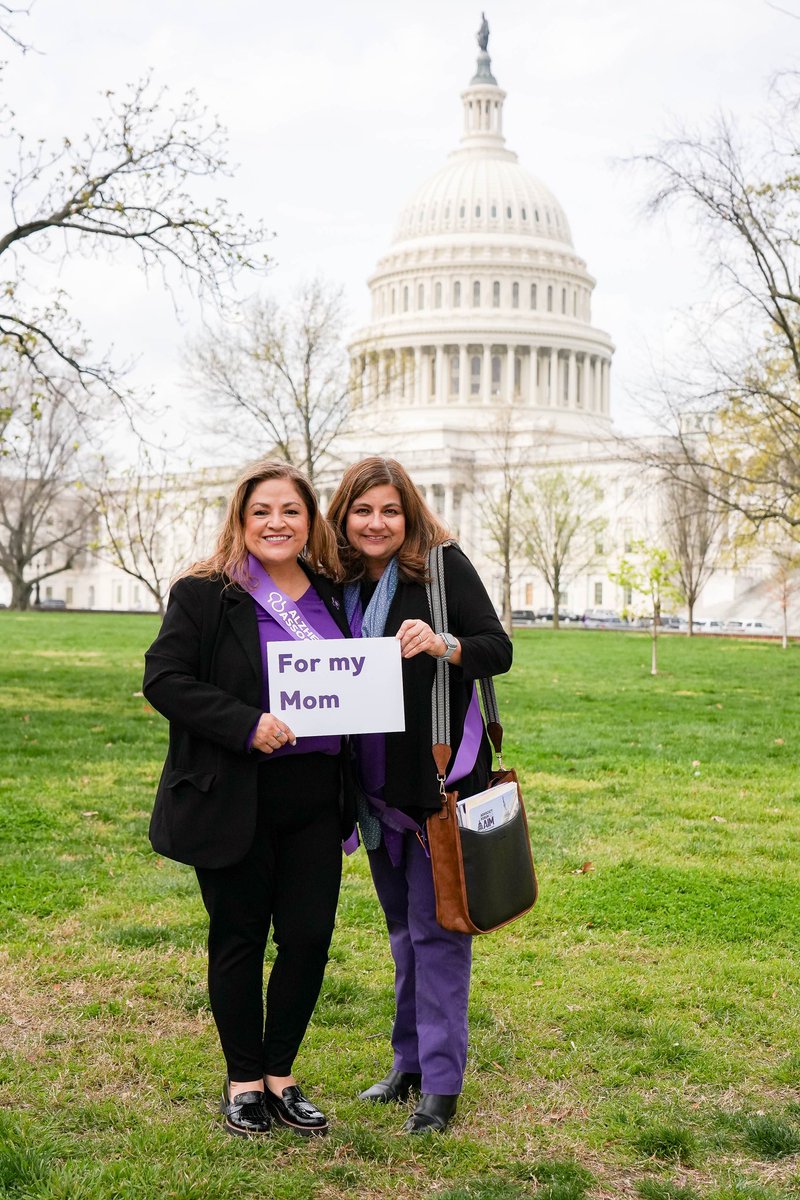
left=23, top=23, right=770, bottom=622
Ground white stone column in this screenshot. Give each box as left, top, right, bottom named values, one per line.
left=435, top=346, right=447, bottom=404
left=580, top=354, right=590, bottom=409
left=482, top=345, right=492, bottom=405
left=459, top=345, right=468, bottom=404
left=443, top=484, right=454, bottom=529
left=567, top=351, right=577, bottom=408
left=505, top=345, right=515, bottom=404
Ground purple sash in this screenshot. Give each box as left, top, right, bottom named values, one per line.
left=246, top=554, right=326, bottom=640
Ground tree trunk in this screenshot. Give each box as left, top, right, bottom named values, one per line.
left=782, top=599, right=789, bottom=651
left=501, top=563, right=512, bottom=637
left=687, top=600, right=694, bottom=637
left=10, top=575, right=33, bottom=611
left=651, top=625, right=658, bottom=676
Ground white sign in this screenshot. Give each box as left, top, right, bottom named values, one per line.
left=266, top=637, right=405, bottom=737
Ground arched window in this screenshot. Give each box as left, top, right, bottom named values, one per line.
left=444, top=203, right=451, bottom=221
left=449, top=353, right=459, bottom=395
left=561, top=288, right=567, bottom=314
left=403, top=286, right=409, bottom=312
left=472, top=280, right=481, bottom=307
left=530, top=283, right=537, bottom=309
left=390, top=288, right=396, bottom=314
left=418, top=283, right=424, bottom=309
left=459, top=203, right=466, bottom=219
left=506, top=204, right=512, bottom=218
left=547, top=285, right=553, bottom=312
left=435, top=282, right=442, bottom=308
left=470, top=354, right=481, bottom=395
left=453, top=281, right=461, bottom=307
left=490, top=204, right=497, bottom=218
left=521, top=207, right=527, bottom=220
left=512, top=282, right=519, bottom=308
left=430, top=355, right=436, bottom=397
left=573, top=290, right=578, bottom=316
left=475, top=203, right=482, bottom=218
left=492, top=281, right=500, bottom=307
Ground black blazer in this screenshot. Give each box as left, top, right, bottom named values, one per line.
left=380, top=544, right=512, bottom=817
left=143, top=564, right=354, bottom=869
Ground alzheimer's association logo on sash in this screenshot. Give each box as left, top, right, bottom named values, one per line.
left=246, top=558, right=322, bottom=641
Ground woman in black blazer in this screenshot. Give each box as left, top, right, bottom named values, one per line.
left=144, top=460, right=354, bottom=1139
left=327, top=457, right=512, bottom=1134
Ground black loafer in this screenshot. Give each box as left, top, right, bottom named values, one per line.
left=263, top=1084, right=328, bottom=1136
left=403, top=1092, right=458, bottom=1134
left=358, top=1068, right=422, bottom=1103
left=220, top=1079, right=272, bottom=1138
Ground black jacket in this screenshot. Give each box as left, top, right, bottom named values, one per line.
left=143, top=565, right=354, bottom=868
left=380, top=544, right=512, bottom=816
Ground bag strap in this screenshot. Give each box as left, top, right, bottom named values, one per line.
left=425, top=544, right=505, bottom=782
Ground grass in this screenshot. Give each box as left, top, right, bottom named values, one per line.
left=1, top=614, right=800, bottom=1198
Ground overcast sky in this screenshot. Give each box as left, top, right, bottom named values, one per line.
left=3, top=0, right=798, bottom=451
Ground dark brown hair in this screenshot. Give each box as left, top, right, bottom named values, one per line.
left=183, top=458, right=341, bottom=585
left=327, top=456, right=449, bottom=584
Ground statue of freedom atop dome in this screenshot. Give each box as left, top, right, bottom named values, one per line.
left=477, top=13, right=489, bottom=52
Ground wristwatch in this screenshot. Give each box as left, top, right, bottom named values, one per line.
left=439, top=632, right=458, bottom=661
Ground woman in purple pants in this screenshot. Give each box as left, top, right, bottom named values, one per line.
left=328, top=457, right=512, bottom=1134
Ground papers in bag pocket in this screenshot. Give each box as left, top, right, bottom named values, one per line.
left=456, top=780, right=520, bottom=832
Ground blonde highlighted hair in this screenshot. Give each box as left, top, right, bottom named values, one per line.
left=327, top=456, right=449, bottom=584
left=182, top=459, right=341, bottom=585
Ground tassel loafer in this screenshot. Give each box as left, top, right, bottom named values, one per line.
left=358, top=1068, right=422, bottom=1103
left=220, top=1079, right=272, bottom=1138
left=263, top=1084, right=328, bottom=1136
left=403, top=1092, right=458, bottom=1134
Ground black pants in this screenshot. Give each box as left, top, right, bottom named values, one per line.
left=195, top=753, right=342, bottom=1080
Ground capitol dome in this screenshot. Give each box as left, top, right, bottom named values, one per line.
left=349, top=22, right=614, bottom=451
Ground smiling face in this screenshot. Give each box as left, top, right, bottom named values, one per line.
left=243, top=478, right=310, bottom=571
left=345, top=484, right=407, bottom=579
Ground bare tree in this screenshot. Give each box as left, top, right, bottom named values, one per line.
left=89, top=444, right=221, bottom=617
left=660, top=467, right=725, bottom=635
left=478, top=413, right=531, bottom=635
left=0, top=3, right=33, bottom=52
left=634, top=81, right=800, bottom=533
left=0, top=376, right=96, bottom=609
left=523, top=469, right=606, bottom=629
left=762, top=530, right=800, bottom=649
left=1, top=72, right=268, bottom=409
left=188, top=279, right=351, bottom=485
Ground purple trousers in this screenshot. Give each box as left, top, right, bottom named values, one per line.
left=367, top=831, right=473, bottom=1094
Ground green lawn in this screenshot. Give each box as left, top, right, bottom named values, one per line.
left=1, top=613, right=799, bottom=1200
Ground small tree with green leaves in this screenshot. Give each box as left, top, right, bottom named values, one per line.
left=611, top=541, right=683, bottom=675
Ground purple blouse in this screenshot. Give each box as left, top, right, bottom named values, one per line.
left=250, top=584, right=344, bottom=760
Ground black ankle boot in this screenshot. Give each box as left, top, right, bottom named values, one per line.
left=403, top=1092, right=458, bottom=1133
left=358, top=1068, right=422, bottom=1103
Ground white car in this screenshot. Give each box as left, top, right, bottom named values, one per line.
left=741, top=620, right=777, bottom=635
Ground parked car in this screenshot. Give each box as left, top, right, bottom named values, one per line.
left=34, top=598, right=67, bottom=610
left=535, top=607, right=580, bottom=624
left=694, top=618, right=725, bottom=633
left=582, top=608, right=627, bottom=629
left=741, top=619, right=777, bottom=635
left=511, top=609, right=537, bottom=627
